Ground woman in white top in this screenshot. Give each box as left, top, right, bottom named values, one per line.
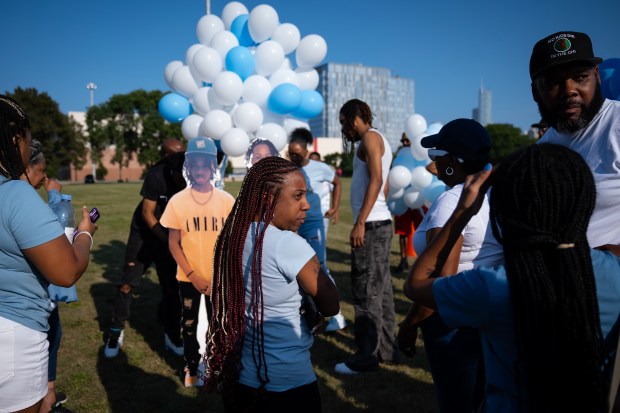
left=399, top=119, right=503, bottom=413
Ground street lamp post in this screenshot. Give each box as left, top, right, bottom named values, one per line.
left=86, top=82, right=98, bottom=180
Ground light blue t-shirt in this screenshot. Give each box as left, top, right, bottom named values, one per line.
left=433, top=249, right=620, bottom=412
left=0, top=176, right=64, bottom=332
left=239, top=222, right=317, bottom=391
left=300, top=159, right=335, bottom=224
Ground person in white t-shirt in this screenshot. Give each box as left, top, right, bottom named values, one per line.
left=401, top=119, right=503, bottom=413
left=531, top=31, right=620, bottom=248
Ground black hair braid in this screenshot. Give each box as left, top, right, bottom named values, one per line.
left=490, top=143, right=604, bottom=412
left=205, top=156, right=299, bottom=394
left=0, top=95, right=30, bottom=179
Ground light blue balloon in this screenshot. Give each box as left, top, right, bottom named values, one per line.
left=225, top=46, right=255, bottom=80
left=267, top=83, right=302, bottom=115
left=291, top=90, right=324, bottom=119
left=387, top=197, right=408, bottom=216
left=230, top=14, right=253, bottom=47
left=421, top=181, right=447, bottom=205
left=392, top=147, right=427, bottom=170
left=158, top=93, right=191, bottom=123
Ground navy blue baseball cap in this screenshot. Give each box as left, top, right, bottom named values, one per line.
left=421, top=119, right=491, bottom=162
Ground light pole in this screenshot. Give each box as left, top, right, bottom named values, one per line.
left=206, top=0, right=210, bottom=14
left=86, top=82, right=97, bottom=107
left=86, top=82, right=98, bottom=180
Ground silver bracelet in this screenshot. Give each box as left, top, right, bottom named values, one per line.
left=74, top=231, right=93, bottom=250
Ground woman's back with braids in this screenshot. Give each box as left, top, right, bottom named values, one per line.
left=0, top=95, right=30, bottom=179
left=490, top=143, right=605, bottom=412
left=205, top=156, right=301, bottom=393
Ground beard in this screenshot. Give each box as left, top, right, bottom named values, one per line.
left=537, top=83, right=605, bottom=134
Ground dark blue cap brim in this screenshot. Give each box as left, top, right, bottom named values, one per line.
left=420, top=133, right=440, bottom=149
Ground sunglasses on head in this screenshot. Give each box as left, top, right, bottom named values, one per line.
left=428, top=149, right=464, bottom=163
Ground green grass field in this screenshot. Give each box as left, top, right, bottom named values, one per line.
left=51, top=178, right=436, bottom=412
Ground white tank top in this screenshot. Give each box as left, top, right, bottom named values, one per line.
left=350, top=128, right=393, bottom=223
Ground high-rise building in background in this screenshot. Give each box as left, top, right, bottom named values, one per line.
left=472, top=84, right=492, bottom=126
left=309, top=63, right=414, bottom=150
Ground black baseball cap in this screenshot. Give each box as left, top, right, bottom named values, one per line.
left=421, top=119, right=490, bottom=162
left=529, top=31, right=602, bottom=79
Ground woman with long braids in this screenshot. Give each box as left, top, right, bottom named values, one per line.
left=405, top=143, right=620, bottom=412
left=205, top=156, right=340, bottom=412
left=0, top=95, right=97, bottom=412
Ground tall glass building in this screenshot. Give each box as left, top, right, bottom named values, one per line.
left=308, top=63, right=414, bottom=150
left=473, top=86, right=492, bottom=126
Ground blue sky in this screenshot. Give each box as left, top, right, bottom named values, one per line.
left=2, top=0, right=618, bottom=133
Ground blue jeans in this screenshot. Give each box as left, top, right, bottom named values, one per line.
left=421, top=313, right=484, bottom=413
left=298, top=220, right=328, bottom=273
left=347, top=221, right=399, bottom=371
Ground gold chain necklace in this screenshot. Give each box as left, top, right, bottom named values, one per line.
left=190, top=188, right=213, bottom=205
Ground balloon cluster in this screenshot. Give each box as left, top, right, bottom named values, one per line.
left=158, top=2, right=328, bottom=157
left=386, top=114, right=446, bottom=216
left=600, top=58, right=620, bottom=101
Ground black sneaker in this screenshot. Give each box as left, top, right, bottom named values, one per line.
left=55, top=392, right=68, bottom=404
left=104, top=329, right=124, bottom=358
left=50, top=401, right=73, bottom=413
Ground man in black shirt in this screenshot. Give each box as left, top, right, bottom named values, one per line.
left=104, top=138, right=186, bottom=358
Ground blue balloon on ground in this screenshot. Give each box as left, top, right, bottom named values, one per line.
left=268, top=83, right=302, bottom=115
left=225, top=46, right=255, bottom=80
left=291, top=90, right=324, bottom=119
left=230, top=14, right=253, bottom=47
left=158, top=93, right=192, bottom=123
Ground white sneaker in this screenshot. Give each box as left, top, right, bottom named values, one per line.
left=164, top=333, right=184, bottom=356
left=104, top=329, right=124, bottom=358
left=334, top=362, right=359, bottom=375
left=325, top=313, right=347, bottom=332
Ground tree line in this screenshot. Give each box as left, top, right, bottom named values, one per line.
left=5, top=87, right=533, bottom=180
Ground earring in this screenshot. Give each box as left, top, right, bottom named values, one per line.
left=445, top=166, right=454, bottom=176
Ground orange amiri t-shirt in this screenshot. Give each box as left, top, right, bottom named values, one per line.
left=160, top=187, right=235, bottom=283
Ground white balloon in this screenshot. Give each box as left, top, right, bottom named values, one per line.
left=207, top=87, right=224, bottom=111
left=405, top=113, right=428, bottom=140
left=410, top=132, right=431, bottom=161
left=171, top=66, right=200, bottom=98
left=190, top=87, right=211, bottom=116
left=164, top=60, right=184, bottom=90
left=254, top=41, right=285, bottom=77
left=262, top=111, right=285, bottom=125
left=232, top=102, right=263, bottom=132
left=295, top=68, right=319, bottom=90
left=426, top=122, right=443, bottom=135
left=269, top=69, right=299, bottom=88
left=186, top=43, right=206, bottom=66
left=181, top=114, right=204, bottom=140
left=220, top=127, right=250, bottom=157
left=272, top=23, right=300, bottom=55
left=388, top=186, right=405, bottom=200
left=282, top=117, right=310, bottom=135
left=196, top=14, right=224, bottom=46
left=210, top=30, right=239, bottom=59
left=403, top=187, right=424, bottom=209
left=212, top=71, right=243, bottom=106
left=200, top=109, right=232, bottom=139
left=221, top=1, right=249, bottom=30
left=191, top=47, right=223, bottom=84
left=256, top=123, right=287, bottom=151
left=410, top=166, right=433, bottom=191
left=242, top=75, right=272, bottom=106
left=388, top=165, right=412, bottom=190
left=279, top=57, right=292, bottom=71
left=248, top=4, right=279, bottom=43
left=295, top=34, right=327, bottom=68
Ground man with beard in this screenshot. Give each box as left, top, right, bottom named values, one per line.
left=531, top=31, right=620, bottom=248
left=104, top=138, right=187, bottom=358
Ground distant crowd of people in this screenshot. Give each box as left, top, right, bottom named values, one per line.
left=1, top=30, right=619, bottom=413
